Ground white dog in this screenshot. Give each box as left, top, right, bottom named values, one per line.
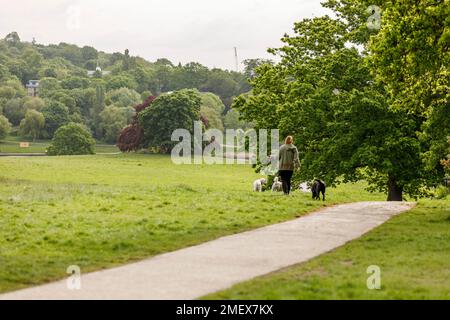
left=253, top=178, right=267, bottom=192
left=299, top=182, right=311, bottom=193
left=271, top=177, right=283, bottom=192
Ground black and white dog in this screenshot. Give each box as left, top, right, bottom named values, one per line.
left=311, top=180, right=326, bottom=201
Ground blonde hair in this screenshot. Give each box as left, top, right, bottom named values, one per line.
left=285, top=136, right=294, bottom=145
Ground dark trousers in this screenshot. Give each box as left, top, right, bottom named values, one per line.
left=279, top=170, right=293, bottom=194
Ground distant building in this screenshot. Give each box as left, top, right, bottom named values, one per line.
left=87, top=66, right=111, bottom=77
left=26, top=80, right=39, bottom=97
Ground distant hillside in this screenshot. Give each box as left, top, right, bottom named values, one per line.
left=0, top=31, right=251, bottom=102
left=0, top=31, right=254, bottom=144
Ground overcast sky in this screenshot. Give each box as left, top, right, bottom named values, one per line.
left=0, top=0, right=329, bottom=70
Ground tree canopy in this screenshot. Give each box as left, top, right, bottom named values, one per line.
left=232, top=0, right=449, bottom=201
left=139, top=89, right=202, bottom=153
left=19, top=109, right=45, bottom=141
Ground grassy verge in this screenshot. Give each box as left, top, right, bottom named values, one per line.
left=0, top=136, right=119, bottom=154
left=203, top=198, right=450, bottom=300
left=0, top=154, right=383, bottom=293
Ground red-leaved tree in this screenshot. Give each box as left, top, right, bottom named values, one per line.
left=117, top=96, right=156, bottom=152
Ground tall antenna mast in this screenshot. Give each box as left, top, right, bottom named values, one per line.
left=234, top=47, right=239, bottom=72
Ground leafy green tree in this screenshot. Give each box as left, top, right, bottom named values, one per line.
left=47, top=91, right=77, bottom=113
left=3, top=98, right=27, bottom=125
left=202, top=70, right=238, bottom=107
left=139, top=89, right=201, bottom=153
left=42, top=101, right=70, bottom=137
left=232, top=7, right=438, bottom=201
left=21, top=48, right=43, bottom=80
left=154, top=64, right=172, bottom=93
left=57, top=43, right=83, bottom=67
left=105, top=87, right=141, bottom=109
left=23, top=97, right=46, bottom=112
left=19, top=109, right=45, bottom=141
left=68, top=112, right=85, bottom=125
left=81, top=46, right=98, bottom=62
left=38, top=77, right=62, bottom=97
left=39, top=66, right=58, bottom=78
left=84, top=60, right=97, bottom=70
left=61, top=76, right=90, bottom=90
left=131, top=67, right=155, bottom=93
left=242, top=58, right=273, bottom=79
left=21, top=48, right=42, bottom=67
left=171, top=62, right=209, bottom=90
left=368, top=0, right=449, bottom=179
left=89, top=78, right=106, bottom=88
left=7, top=60, right=27, bottom=83
left=238, top=59, right=274, bottom=93
left=1, top=78, right=26, bottom=97
left=47, top=123, right=95, bottom=156
left=0, top=86, right=17, bottom=100
left=0, top=64, right=11, bottom=80
left=122, top=49, right=131, bottom=71
left=224, top=108, right=253, bottom=130
left=0, top=114, right=12, bottom=139
left=99, top=105, right=128, bottom=143
left=200, top=92, right=225, bottom=131
left=105, top=74, right=137, bottom=91
left=154, top=58, right=174, bottom=67
left=38, top=58, right=72, bottom=80
left=70, top=88, right=96, bottom=117
left=91, top=85, right=105, bottom=138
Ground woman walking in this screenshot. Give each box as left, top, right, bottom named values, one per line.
left=278, top=136, right=300, bottom=195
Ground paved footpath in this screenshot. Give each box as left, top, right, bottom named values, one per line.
left=0, top=202, right=414, bottom=300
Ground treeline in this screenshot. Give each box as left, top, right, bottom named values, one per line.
left=0, top=32, right=256, bottom=143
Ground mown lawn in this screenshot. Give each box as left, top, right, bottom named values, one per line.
left=0, top=136, right=118, bottom=154
left=0, top=154, right=384, bottom=293
left=204, top=198, right=450, bottom=300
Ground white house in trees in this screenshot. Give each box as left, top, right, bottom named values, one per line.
left=26, top=80, right=39, bottom=97
left=87, top=66, right=111, bottom=77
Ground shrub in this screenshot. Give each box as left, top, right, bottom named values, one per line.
left=434, top=185, right=449, bottom=200
left=47, top=123, right=95, bottom=156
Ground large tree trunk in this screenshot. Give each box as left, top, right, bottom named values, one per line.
left=387, top=175, right=403, bottom=201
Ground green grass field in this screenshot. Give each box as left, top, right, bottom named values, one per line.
left=0, top=136, right=119, bottom=154
left=0, top=154, right=385, bottom=293
left=204, top=198, right=450, bottom=300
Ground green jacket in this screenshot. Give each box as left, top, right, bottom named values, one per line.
left=279, top=144, right=300, bottom=171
